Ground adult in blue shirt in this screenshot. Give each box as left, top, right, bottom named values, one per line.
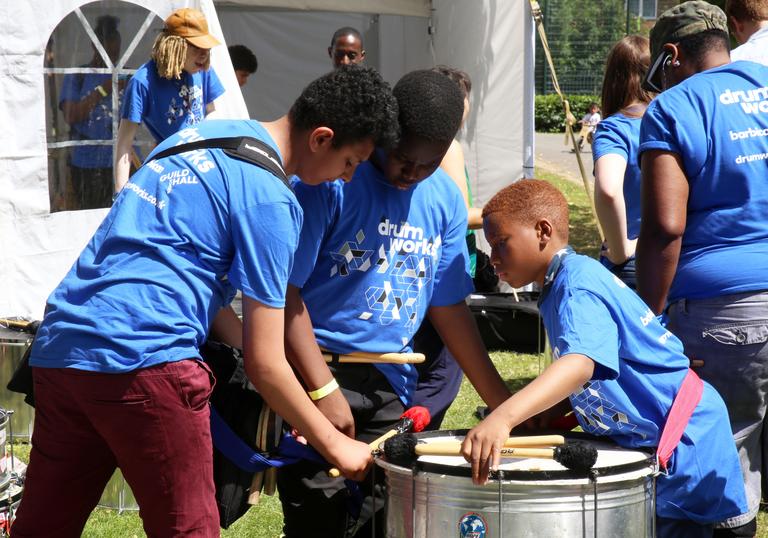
left=592, top=35, right=655, bottom=289
left=636, top=2, right=768, bottom=535
left=277, top=69, right=511, bottom=538
left=58, top=15, right=122, bottom=210
left=114, top=8, right=225, bottom=193
left=12, top=65, right=399, bottom=538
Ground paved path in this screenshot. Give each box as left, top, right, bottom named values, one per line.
left=534, top=131, right=594, bottom=183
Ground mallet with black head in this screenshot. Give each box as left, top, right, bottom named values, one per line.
left=383, top=432, right=596, bottom=473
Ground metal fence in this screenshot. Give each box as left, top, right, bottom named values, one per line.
left=534, top=0, right=655, bottom=95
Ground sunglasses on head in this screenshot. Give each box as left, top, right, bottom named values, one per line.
left=642, top=52, right=672, bottom=94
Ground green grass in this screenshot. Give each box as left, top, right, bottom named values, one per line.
left=10, top=167, right=768, bottom=536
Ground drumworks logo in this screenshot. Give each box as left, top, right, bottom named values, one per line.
left=458, top=512, right=487, bottom=538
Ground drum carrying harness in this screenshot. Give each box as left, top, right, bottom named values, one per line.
left=149, top=135, right=291, bottom=190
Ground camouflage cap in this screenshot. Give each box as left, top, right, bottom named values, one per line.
left=644, top=1, right=728, bottom=91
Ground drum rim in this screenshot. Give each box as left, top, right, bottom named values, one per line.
left=0, top=483, right=23, bottom=507
left=379, top=429, right=656, bottom=481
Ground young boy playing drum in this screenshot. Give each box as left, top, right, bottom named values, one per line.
left=462, top=179, right=747, bottom=537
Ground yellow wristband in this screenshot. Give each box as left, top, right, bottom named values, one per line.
left=308, top=378, right=339, bottom=401
left=95, top=85, right=108, bottom=98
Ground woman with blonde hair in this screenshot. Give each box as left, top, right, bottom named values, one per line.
left=114, top=8, right=224, bottom=192
left=592, top=35, right=655, bottom=289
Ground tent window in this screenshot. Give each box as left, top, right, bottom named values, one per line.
left=44, top=1, right=162, bottom=212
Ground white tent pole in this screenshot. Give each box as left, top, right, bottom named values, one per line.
left=523, top=0, right=536, bottom=179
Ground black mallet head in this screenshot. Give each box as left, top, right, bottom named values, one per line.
left=552, top=442, right=598, bottom=473
left=383, top=432, right=418, bottom=466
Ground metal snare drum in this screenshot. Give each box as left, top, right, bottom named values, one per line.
left=0, top=411, right=9, bottom=494
left=0, top=328, right=34, bottom=441
left=0, top=480, right=23, bottom=536
left=98, top=469, right=138, bottom=512
left=376, top=430, right=657, bottom=538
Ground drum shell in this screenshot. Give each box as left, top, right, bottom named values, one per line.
left=0, top=331, right=34, bottom=441
left=0, top=412, right=9, bottom=493
left=97, top=469, right=138, bottom=512
left=376, top=433, right=656, bottom=538
left=0, top=481, right=24, bottom=535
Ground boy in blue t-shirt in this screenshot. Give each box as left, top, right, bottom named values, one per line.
left=277, top=70, right=511, bottom=537
left=463, top=179, right=747, bottom=537
left=12, top=65, right=398, bottom=538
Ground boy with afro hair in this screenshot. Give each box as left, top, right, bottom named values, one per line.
left=462, top=179, right=747, bottom=537
left=277, top=69, right=511, bottom=537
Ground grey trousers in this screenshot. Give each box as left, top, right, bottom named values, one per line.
left=667, top=290, right=768, bottom=528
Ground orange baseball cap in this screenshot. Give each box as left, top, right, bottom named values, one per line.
left=164, top=8, right=221, bottom=49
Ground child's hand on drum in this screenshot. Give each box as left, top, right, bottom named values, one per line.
left=461, top=412, right=514, bottom=485
left=326, top=434, right=374, bottom=482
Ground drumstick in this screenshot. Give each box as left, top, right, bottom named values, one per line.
left=321, top=351, right=425, bottom=364
left=383, top=433, right=596, bottom=473
left=418, top=435, right=565, bottom=453
left=0, top=318, right=39, bottom=333
left=327, top=416, right=417, bottom=478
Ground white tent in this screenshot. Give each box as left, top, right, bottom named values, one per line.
left=0, top=0, right=534, bottom=319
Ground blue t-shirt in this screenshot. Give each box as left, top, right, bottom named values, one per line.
left=30, top=120, right=301, bottom=373
left=289, top=160, right=473, bottom=404
left=540, top=252, right=747, bottom=523
left=121, top=60, right=224, bottom=143
left=59, top=72, right=119, bottom=168
left=592, top=112, right=642, bottom=241
left=639, top=61, right=768, bottom=302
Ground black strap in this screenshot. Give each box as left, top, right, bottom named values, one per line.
left=150, top=137, right=290, bottom=190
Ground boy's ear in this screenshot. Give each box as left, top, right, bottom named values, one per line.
left=308, top=127, right=335, bottom=153
left=535, top=218, right=553, bottom=247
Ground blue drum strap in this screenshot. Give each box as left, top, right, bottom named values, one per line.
left=209, top=406, right=326, bottom=472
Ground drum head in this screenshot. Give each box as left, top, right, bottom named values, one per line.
left=377, top=429, right=655, bottom=481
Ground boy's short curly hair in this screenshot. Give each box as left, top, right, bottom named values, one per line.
left=483, top=179, right=570, bottom=241
left=289, top=65, right=399, bottom=149
left=393, top=69, right=464, bottom=144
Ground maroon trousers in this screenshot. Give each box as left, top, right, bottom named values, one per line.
left=12, top=360, right=219, bottom=538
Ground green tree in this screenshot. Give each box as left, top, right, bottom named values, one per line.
left=535, top=0, right=640, bottom=94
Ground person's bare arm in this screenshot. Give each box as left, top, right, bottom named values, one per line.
left=209, top=305, right=243, bottom=349
left=462, top=353, right=594, bottom=484
left=594, top=154, right=636, bottom=264
left=428, top=302, right=511, bottom=411
left=636, top=150, right=689, bottom=314
left=440, top=139, right=483, bottom=229
left=284, top=285, right=355, bottom=437
left=114, top=119, right=139, bottom=192
left=241, top=295, right=370, bottom=479
left=61, top=88, right=105, bottom=125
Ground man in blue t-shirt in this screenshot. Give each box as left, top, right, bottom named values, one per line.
left=12, top=65, right=398, bottom=538
left=277, top=70, right=511, bottom=538
left=114, top=8, right=226, bottom=194
left=58, top=15, right=122, bottom=210
left=636, top=2, right=768, bottom=535
left=465, top=178, right=747, bottom=538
